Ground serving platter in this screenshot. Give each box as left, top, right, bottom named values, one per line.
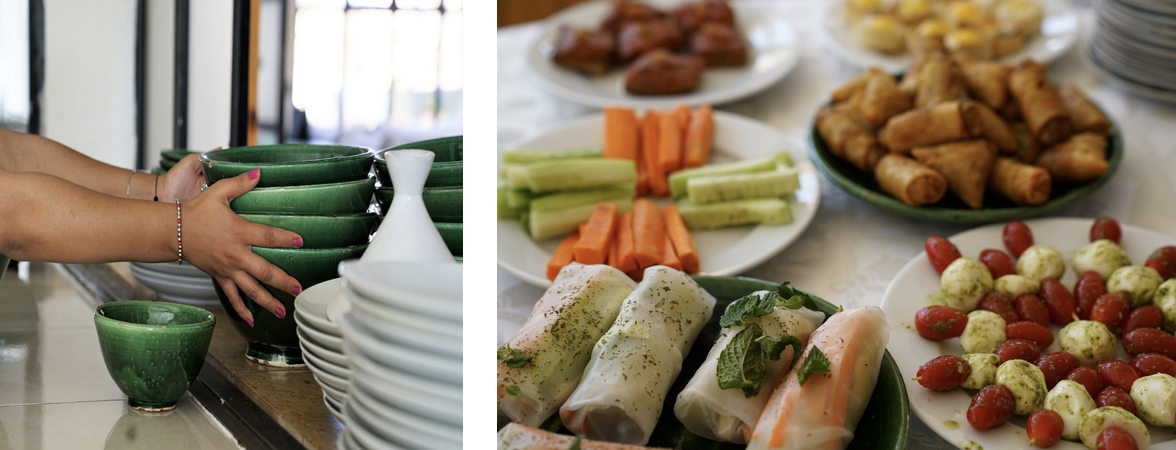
left=525, top=0, right=801, bottom=109
left=498, top=110, right=821, bottom=288
left=879, top=217, right=1176, bottom=449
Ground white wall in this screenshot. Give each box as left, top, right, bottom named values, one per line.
left=145, top=0, right=175, bottom=166
left=186, top=0, right=234, bottom=151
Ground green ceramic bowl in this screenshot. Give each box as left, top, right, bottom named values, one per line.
left=160, top=158, right=177, bottom=171
left=229, top=177, right=377, bottom=215
left=213, top=244, right=367, bottom=366
left=161, top=149, right=198, bottom=162
left=150, top=167, right=167, bottom=176
left=239, top=213, right=376, bottom=249
left=374, top=186, right=463, bottom=222
left=93, top=301, right=215, bottom=412
left=435, top=222, right=462, bottom=256
left=808, top=103, right=1123, bottom=224
left=374, top=136, right=464, bottom=188
left=201, top=144, right=375, bottom=188
left=386, top=135, right=463, bottom=162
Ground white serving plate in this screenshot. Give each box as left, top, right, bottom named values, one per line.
left=129, top=260, right=208, bottom=278
left=343, top=281, right=463, bottom=340
left=154, top=292, right=221, bottom=308
left=524, top=0, right=801, bottom=109
left=294, top=278, right=343, bottom=335
left=326, top=394, right=346, bottom=424
left=338, top=260, right=462, bottom=323
left=346, top=341, right=462, bottom=426
left=348, top=294, right=462, bottom=358
left=879, top=217, right=1176, bottom=450
left=296, top=311, right=344, bottom=352
left=344, top=402, right=412, bottom=450
left=320, top=380, right=348, bottom=406
left=129, top=267, right=218, bottom=300
left=819, top=0, right=1080, bottom=72
left=303, top=343, right=350, bottom=380
left=339, top=314, right=462, bottom=386
left=297, top=327, right=348, bottom=367
left=350, top=385, right=461, bottom=450
left=497, top=110, right=820, bottom=288
left=1082, top=37, right=1176, bottom=103
left=309, top=361, right=350, bottom=394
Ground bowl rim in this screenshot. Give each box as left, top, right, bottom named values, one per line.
left=200, top=144, right=374, bottom=165
left=239, top=176, right=376, bottom=193
left=373, top=135, right=463, bottom=163
left=93, top=300, right=215, bottom=331
left=374, top=185, right=463, bottom=193
left=251, top=243, right=370, bottom=257
left=237, top=212, right=379, bottom=220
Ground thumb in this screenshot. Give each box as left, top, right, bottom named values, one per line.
left=211, top=167, right=260, bottom=203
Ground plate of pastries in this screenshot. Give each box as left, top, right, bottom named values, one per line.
left=808, top=44, right=1121, bottom=223
left=526, top=0, right=802, bottom=109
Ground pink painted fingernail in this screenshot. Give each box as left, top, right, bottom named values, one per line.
left=248, top=168, right=260, bottom=180
left=293, top=285, right=302, bottom=296
left=276, top=308, right=286, bottom=319
left=294, top=237, right=303, bottom=248
left=245, top=318, right=254, bottom=327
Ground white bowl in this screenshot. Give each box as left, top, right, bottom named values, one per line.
left=338, top=260, right=462, bottom=322
left=343, top=281, right=462, bottom=339
left=321, top=382, right=348, bottom=406
left=154, top=292, right=221, bottom=308
left=350, top=384, right=461, bottom=450
left=308, top=360, right=349, bottom=393
left=338, top=314, right=461, bottom=385
left=296, top=311, right=344, bottom=352
left=346, top=342, right=461, bottom=426
left=345, top=285, right=461, bottom=358
left=294, top=278, right=342, bottom=334
left=344, top=402, right=411, bottom=450
left=297, top=328, right=348, bottom=367
left=325, top=393, right=345, bottom=424
left=129, top=261, right=208, bottom=278
left=129, top=268, right=218, bottom=300
left=303, top=344, right=350, bottom=380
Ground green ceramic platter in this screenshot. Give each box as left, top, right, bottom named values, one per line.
left=213, top=244, right=367, bottom=366
left=201, top=144, right=375, bottom=188
left=435, top=222, right=462, bottom=256
left=229, top=177, right=377, bottom=215
left=160, top=158, right=177, bottom=170
left=521, top=276, right=910, bottom=450
left=239, top=213, right=377, bottom=249
left=374, top=186, right=463, bottom=222
left=808, top=103, right=1123, bottom=224
left=94, top=301, right=215, bottom=411
left=161, top=149, right=199, bottom=162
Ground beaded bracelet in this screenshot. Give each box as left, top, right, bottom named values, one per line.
left=176, top=200, right=184, bottom=264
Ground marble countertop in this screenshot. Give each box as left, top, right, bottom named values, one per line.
left=497, top=1, right=1176, bottom=448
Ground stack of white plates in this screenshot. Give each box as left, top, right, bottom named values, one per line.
left=1087, top=0, right=1176, bottom=102
left=293, top=278, right=352, bottom=422
left=335, top=260, right=462, bottom=450
left=128, top=262, right=219, bottom=307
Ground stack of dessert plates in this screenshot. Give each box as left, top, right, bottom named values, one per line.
left=128, top=262, right=219, bottom=307
left=336, top=260, right=462, bottom=450
left=293, top=278, right=352, bottom=422
left=1087, top=0, right=1176, bottom=101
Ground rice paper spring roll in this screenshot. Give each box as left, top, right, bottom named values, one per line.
left=989, top=157, right=1051, bottom=206
left=877, top=100, right=982, bottom=154
left=1009, top=60, right=1072, bottom=146
left=1057, top=85, right=1111, bottom=135
left=748, top=306, right=891, bottom=450
left=497, top=423, right=672, bottom=450
left=674, top=291, right=826, bottom=444
left=959, top=59, right=1011, bottom=109
left=816, top=104, right=886, bottom=173
left=874, top=154, right=947, bottom=206
left=1035, top=132, right=1109, bottom=183
left=560, top=265, right=716, bottom=445
left=498, top=263, right=637, bottom=427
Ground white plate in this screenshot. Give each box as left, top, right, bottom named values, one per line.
left=154, top=292, right=221, bottom=308
left=347, top=341, right=462, bottom=426
left=497, top=110, right=821, bottom=288
left=297, top=327, right=348, bottom=367
left=338, top=260, right=462, bottom=323
left=129, top=268, right=218, bottom=300
left=295, top=306, right=339, bottom=339
left=297, top=311, right=344, bottom=353
left=326, top=395, right=346, bottom=424
left=1082, top=37, right=1176, bottom=103
left=339, top=314, right=462, bottom=386
left=320, top=380, right=348, bottom=405
left=348, top=293, right=462, bottom=358
left=303, top=343, right=350, bottom=380
left=294, top=278, right=342, bottom=334
left=524, top=0, right=801, bottom=109
left=309, top=361, right=350, bottom=393
left=879, top=217, right=1176, bottom=450
left=344, top=402, right=411, bottom=450
left=129, top=264, right=214, bottom=286
left=343, top=281, right=463, bottom=340
left=129, top=261, right=208, bottom=278
left=349, top=385, right=461, bottom=450
left=819, top=0, right=1080, bottom=72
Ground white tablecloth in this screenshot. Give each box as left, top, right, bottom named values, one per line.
left=497, top=2, right=1176, bottom=447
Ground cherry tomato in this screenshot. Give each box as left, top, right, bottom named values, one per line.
left=917, top=355, right=971, bottom=391
left=1074, top=271, right=1107, bottom=320
left=1026, top=409, right=1064, bottom=447
left=1015, top=293, right=1051, bottom=327
left=1130, top=353, right=1176, bottom=377
left=1040, top=279, right=1077, bottom=325
left=967, top=385, right=1016, bottom=430
left=1036, top=352, right=1079, bottom=389
left=1091, top=216, right=1122, bottom=244
left=1090, top=293, right=1131, bottom=331
left=1146, top=246, right=1176, bottom=280
left=1003, top=221, right=1034, bottom=257
left=914, top=306, right=969, bottom=341
left=997, top=339, right=1042, bottom=365
left=1007, top=321, right=1054, bottom=349
left=978, top=291, right=1020, bottom=324
left=1098, top=360, right=1140, bottom=391
left=1097, top=427, right=1139, bottom=450
left=1124, top=328, right=1176, bottom=357
left=1095, top=386, right=1137, bottom=414
left=1123, top=306, right=1165, bottom=335
left=925, top=236, right=962, bottom=275
left=979, top=249, right=1016, bottom=278
left=1066, top=366, right=1104, bottom=396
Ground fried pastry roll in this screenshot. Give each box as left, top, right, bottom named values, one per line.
left=816, top=104, right=886, bottom=172
left=831, top=71, right=871, bottom=103
left=1058, top=85, right=1111, bottom=135
left=874, top=154, right=948, bottom=206
left=989, top=157, right=1051, bottom=206
left=877, top=100, right=982, bottom=154
left=1010, top=122, right=1040, bottom=163
left=1035, top=132, right=1109, bottom=182
left=972, top=101, right=1019, bottom=154
left=959, top=59, right=1011, bottom=109
left=915, top=56, right=966, bottom=107
left=911, top=139, right=998, bottom=209
left=1009, top=61, right=1072, bottom=146
left=860, top=70, right=913, bottom=126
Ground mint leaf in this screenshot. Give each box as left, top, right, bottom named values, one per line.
left=777, top=294, right=806, bottom=310
left=568, top=435, right=584, bottom=450
left=720, top=292, right=781, bottom=327
left=716, top=323, right=770, bottom=398
left=758, top=334, right=804, bottom=368
left=797, top=346, right=831, bottom=386
left=497, top=344, right=533, bottom=369
left=505, top=385, right=522, bottom=397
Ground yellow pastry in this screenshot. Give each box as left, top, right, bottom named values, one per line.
left=995, top=0, right=1043, bottom=35
left=855, top=15, right=907, bottom=54
left=945, top=28, right=994, bottom=60
left=946, top=1, right=985, bottom=28
left=897, top=0, right=934, bottom=23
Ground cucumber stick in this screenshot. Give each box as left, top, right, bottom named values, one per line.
left=497, top=184, right=521, bottom=219
left=676, top=198, right=792, bottom=230
left=530, top=198, right=634, bottom=240
left=506, top=189, right=533, bottom=210
left=669, top=152, right=793, bottom=198
left=506, top=165, right=530, bottom=190
left=529, top=185, right=635, bottom=212
left=524, top=158, right=636, bottom=194
left=686, top=166, right=800, bottom=203
left=501, top=147, right=602, bottom=164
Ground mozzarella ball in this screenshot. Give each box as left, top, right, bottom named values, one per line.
left=1058, top=321, right=1117, bottom=366
left=1045, top=380, right=1096, bottom=441
left=960, top=310, right=1007, bottom=354
left=994, top=274, right=1039, bottom=299
left=940, top=257, right=994, bottom=312
left=995, top=0, right=1043, bottom=36
left=1130, top=373, right=1176, bottom=427
left=1078, top=406, right=1150, bottom=450
left=1106, top=265, right=1163, bottom=308
left=961, top=353, right=999, bottom=390
left=855, top=15, right=906, bottom=54
left=1072, top=239, right=1131, bottom=280
left=996, top=359, right=1047, bottom=415
left=1156, top=280, right=1176, bottom=333
left=1016, top=245, right=1066, bottom=282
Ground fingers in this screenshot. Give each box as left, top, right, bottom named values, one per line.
left=243, top=252, right=301, bottom=298
left=216, top=277, right=255, bottom=327
left=209, top=167, right=261, bottom=203
left=250, top=223, right=303, bottom=249
left=231, top=273, right=287, bottom=319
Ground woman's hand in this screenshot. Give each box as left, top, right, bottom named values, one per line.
left=182, top=168, right=304, bottom=326
left=157, top=153, right=209, bottom=202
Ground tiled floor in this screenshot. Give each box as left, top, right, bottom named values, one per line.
left=0, top=263, right=242, bottom=450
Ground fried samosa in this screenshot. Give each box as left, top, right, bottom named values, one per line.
left=1035, top=132, right=1109, bottom=183
left=911, top=140, right=998, bottom=209
left=959, top=59, right=1011, bottom=109
left=1058, top=85, right=1111, bottom=135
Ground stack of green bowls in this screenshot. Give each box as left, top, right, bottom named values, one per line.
left=374, top=136, right=463, bottom=257
left=200, top=144, right=376, bottom=366
left=151, top=149, right=199, bottom=175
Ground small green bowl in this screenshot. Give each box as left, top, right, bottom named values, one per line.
left=229, top=177, right=377, bottom=215
left=160, top=158, right=177, bottom=171
left=201, top=144, right=374, bottom=188
left=239, top=213, right=377, bottom=249
left=161, top=148, right=198, bottom=162
left=435, top=222, right=462, bottom=256
left=213, top=244, right=367, bottom=366
left=374, top=186, right=463, bottom=222
left=374, top=136, right=463, bottom=188
left=93, top=301, right=216, bottom=412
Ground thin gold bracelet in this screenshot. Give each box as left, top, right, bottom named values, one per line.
left=125, top=169, right=136, bottom=198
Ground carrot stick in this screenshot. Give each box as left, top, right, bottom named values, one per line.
left=572, top=202, right=619, bottom=265
left=615, top=212, right=638, bottom=273
left=635, top=145, right=650, bottom=196
left=631, top=198, right=665, bottom=268
left=546, top=233, right=580, bottom=281
left=603, top=107, right=639, bottom=160
left=673, top=103, right=692, bottom=129
left=627, top=269, right=644, bottom=282
left=661, top=235, right=683, bottom=271
left=607, top=234, right=619, bottom=268
left=663, top=204, right=700, bottom=273
left=658, top=113, right=682, bottom=174
left=642, top=111, right=670, bottom=196
left=683, top=105, right=714, bottom=168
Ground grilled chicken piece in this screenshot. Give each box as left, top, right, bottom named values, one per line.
left=624, top=49, right=704, bottom=95
left=617, top=19, right=684, bottom=62
left=689, top=22, right=747, bottom=67
left=552, top=26, right=615, bottom=75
